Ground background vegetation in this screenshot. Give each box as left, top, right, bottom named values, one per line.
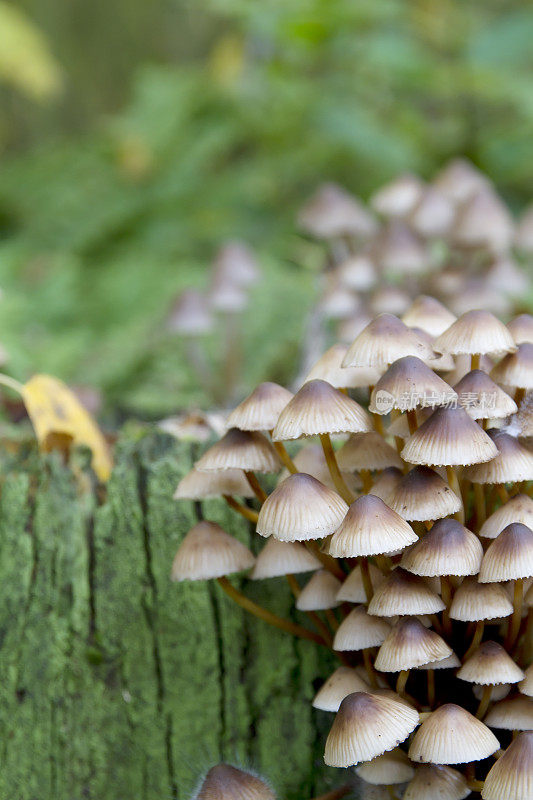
left=1, top=0, right=533, bottom=417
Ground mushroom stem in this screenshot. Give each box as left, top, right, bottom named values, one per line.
left=319, top=433, right=355, bottom=504
left=474, top=483, right=486, bottom=528
left=506, top=578, right=523, bottom=650
left=445, top=466, right=465, bottom=523
left=396, top=669, right=410, bottom=696
left=372, top=413, right=385, bottom=436
left=386, top=788, right=398, bottom=800
left=325, top=609, right=339, bottom=631
left=305, top=541, right=345, bottom=580
left=427, top=669, right=435, bottom=707
left=406, top=409, right=418, bottom=435
left=496, top=483, right=510, bottom=504
left=308, top=784, right=352, bottom=800
left=222, top=495, right=259, bottom=523
left=471, top=353, right=481, bottom=370
left=359, top=469, right=373, bottom=494
left=217, top=577, right=324, bottom=645
left=515, top=387, right=525, bottom=407
left=475, top=684, right=493, bottom=719
left=359, top=556, right=374, bottom=602
left=244, top=471, right=268, bottom=503
left=362, top=647, right=378, bottom=688
left=440, top=576, right=453, bottom=636
left=467, top=779, right=485, bottom=792
left=271, top=438, right=298, bottom=474
left=464, top=620, right=484, bottom=661
left=286, top=574, right=333, bottom=647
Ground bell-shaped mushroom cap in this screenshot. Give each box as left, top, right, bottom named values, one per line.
left=401, top=406, right=498, bottom=467
left=457, top=641, right=525, bottom=686
left=343, top=314, right=436, bottom=369
left=324, top=691, right=420, bottom=767
left=356, top=747, right=415, bottom=785
left=174, top=467, right=255, bottom=500
left=519, top=665, right=533, bottom=697
left=449, top=577, right=513, bottom=622
left=171, top=522, right=255, bottom=582
left=408, top=704, right=500, bottom=764
left=272, top=379, right=372, bottom=440
left=387, top=466, right=461, bottom=522
left=464, top=430, right=533, bottom=484
left=400, top=518, right=483, bottom=578
left=416, top=652, right=461, bottom=671
left=336, top=431, right=403, bottom=471
left=167, top=289, right=213, bottom=335
left=333, top=606, right=391, bottom=651
left=409, top=187, right=455, bottom=238
left=369, top=285, right=411, bottom=317
left=508, top=314, right=533, bottom=346
left=318, top=279, right=360, bottom=321
left=327, top=495, right=417, bottom=558
left=482, top=731, right=533, bottom=800
left=369, top=467, right=404, bottom=502
left=403, top=764, right=471, bottom=800
left=213, top=241, right=260, bottom=288
left=479, top=523, right=533, bottom=582
left=452, top=189, right=514, bottom=252
left=376, top=221, right=430, bottom=276
left=454, top=370, right=517, bottom=420
left=371, top=173, right=425, bottom=218
left=434, top=157, right=491, bottom=204
left=368, top=568, right=445, bottom=617
left=312, top=666, right=369, bottom=712
left=375, top=617, right=452, bottom=672
left=250, top=539, right=321, bottom=580
left=195, top=429, right=280, bottom=473
left=304, top=344, right=381, bottom=389
left=296, top=570, right=341, bottom=611
left=209, top=271, right=248, bottom=313
left=336, top=563, right=386, bottom=603
left=298, top=183, right=377, bottom=239
left=196, top=763, right=275, bottom=800
left=370, top=356, right=456, bottom=414
left=435, top=310, right=516, bottom=357
left=226, top=383, right=294, bottom=432
left=256, top=473, right=348, bottom=542
left=402, top=296, right=458, bottom=339
left=338, top=253, right=376, bottom=291
left=480, top=493, right=533, bottom=539
left=485, top=696, right=533, bottom=731
left=491, top=343, right=533, bottom=390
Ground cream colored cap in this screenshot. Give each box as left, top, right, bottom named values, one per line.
left=298, top=183, right=377, bottom=239
left=485, top=695, right=533, bottom=731
left=508, top=314, right=533, bottom=346
left=402, top=295, right=457, bottom=338
left=449, top=577, right=513, bottom=622
left=355, top=747, right=415, bottom=785
left=408, top=703, right=500, bottom=764
left=409, top=187, right=455, bottom=238
left=479, top=522, right=533, bottom=582
left=403, top=764, right=470, bottom=800
left=454, top=370, right=517, bottom=420
left=434, top=310, right=516, bottom=357
left=226, top=383, right=294, bottom=431
left=400, top=518, right=483, bottom=577
left=371, top=173, right=425, bottom=217
left=324, top=691, right=419, bottom=767
left=336, top=431, right=403, bottom=471
left=312, top=666, right=369, bottom=712
left=272, top=379, right=372, bottom=440
left=256, top=473, right=348, bottom=542
left=250, top=539, right=321, bottom=580
left=481, top=731, right=533, bottom=800
left=342, top=314, right=436, bottom=368
left=457, top=641, right=525, bottom=686
left=295, top=569, right=341, bottom=611
left=174, top=467, right=255, bottom=500
left=491, top=343, right=533, bottom=390
left=304, top=344, right=381, bottom=389
left=434, top=157, right=490, bottom=204
left=464, top=430, right=533, bottom=484
left=195, top=428, right=280, bottom=473
left=387, top=466, right=461, bottom=522
left=327, top=495, right=417, bottom=558
left=171, top=522, right=255, bottom=582
left=479, top=493, right=533, bottom=540
left=374, top=616, right=452, bottom=672
left=336, top=563, right=386, bottom=603
left=367, top=568, right=445, bottom=617
left=370, top=356, right=456, bottom=414
left=333, top=605, right=392, bottom=651
left=519, top=664, right=533, bottom=697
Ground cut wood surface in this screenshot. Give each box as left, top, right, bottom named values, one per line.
left=0, top=431, right=337, bottom=799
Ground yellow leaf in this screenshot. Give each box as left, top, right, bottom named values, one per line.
left=21, top=374, right=113, bottom=482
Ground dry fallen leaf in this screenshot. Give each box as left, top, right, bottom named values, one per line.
left=21, top=374, right=112, bottom=481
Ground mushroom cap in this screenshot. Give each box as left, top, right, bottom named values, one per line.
left=326, top=495, right=417, bottom=558
left=401, top=406, right=498, bottom=467
left=371, top=173, right=425, bottom=218
left=408, top=704, right=500, bottom=764
left=196, top=763, right=275, bottom=800
left=519, top=664, right=533, bottom=698
left=387, top=466, right=462, bottom=522
left=481, top=732, right=533, bottom=800
left=454, top=370, right=517, bottom=420
left=171, top=522, right=255, bottom=582
left=434, top=310, right=516, bottom=358
left=298, top=183, right=377, bottom=239
left=449, top=577, right=513, bottom=622
left=479, top=493, right=533, bottom=540
left=374, top=616, right=452, bottom=672
left=434, top=157, right=491, bottom=204
left=250, top=539, right=321, bottom=580
left=333, top=606, right=392, bottom=651
left=342, top=314, right=437, bottom=368
left=256, top=473, right=348, bottom=542
left=485, top=695, right=533, bottom=731
left=304, top=344, right=381, bottom=389
left=491, top=343, right=533, bottom=390
left=213, top=241, right=260, bottom=287
left=457, top=641, right=525, bottom=686
left=508, top=314, right=533, bottom=346
left=370, top=356, right=456, bottom=414
left=336, top=563, right=386, bottom=603
left=174, top=467, right=255, bottom=500
left=464, top=430, right=533, bottom=485
left=368, top=568, right=445, bottom=617
left=226, top=383, right=294, bottom=432
left=403, top=764, right=471, bottom=800
left=402, top=296, right=457, bottom=340
left=272, top=379, right=372, bottom=440
left=336, top=431, right=403, bottom=472
left=479, top=522, right=533, bottom=582
left=409, top=188, right=455, bottom=238
left=324, top=691, right=419, bottom=767
left=167, top=289, right=213, bottom=335
left=312, top=666, right=369, bottom=712
left=295, top=570, right=342, bottom=611
left=355, top=747, right=415, bottom=785
left=400, top=518, right=483, bottom=577
left=195, top=428, right=280, bottom=473
left=276, top=443, right=361, bottom=494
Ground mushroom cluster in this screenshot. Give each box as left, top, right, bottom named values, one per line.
left=173, top=306, right=533, bottom=799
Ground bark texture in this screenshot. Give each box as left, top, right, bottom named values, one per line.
left=0, top=432, right=338, bottom=799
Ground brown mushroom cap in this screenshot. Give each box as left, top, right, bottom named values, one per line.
left=479, top=522, right=533, bottom=582
left=370, top=356, right=456, bottom=414
left=387, top=466, right=462, bottom=522
left=327, top=494, right=417, bottom=558
left=400, top=518, right=483, bottom=577
left=374, top=616, right=452, bottom=672
left=195, top=428, right=280, bottom=473
left=343, top=314, right=437, bottom=368
left=336, top=431, right=403, bottom=472
left=454, top=370, right=517, bottom=420
left=197, top=763, right=275, bottom=800
left=508, top=314, right=533, bottom=346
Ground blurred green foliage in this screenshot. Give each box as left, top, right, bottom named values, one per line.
left=1, top=0, right=533, bottom=417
